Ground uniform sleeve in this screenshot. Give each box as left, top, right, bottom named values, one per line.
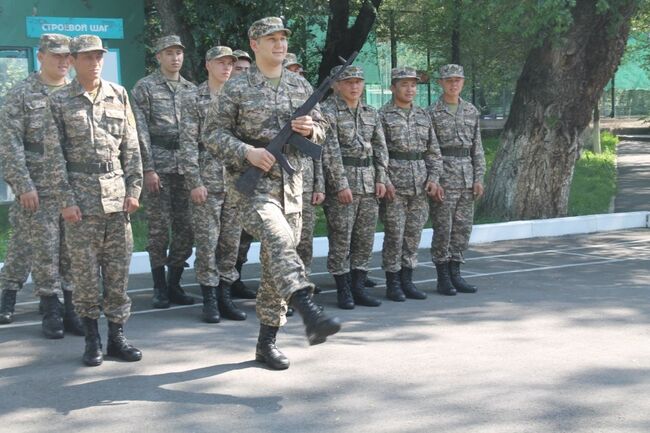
left=130, top=82, right=155, bottom=172
left=0, top=88, right=34, bottom=196
left=471, top=113, right=486, bottom=185
left=313, top=157, right=325, bottom=194
left=120, top=89, right=143, bottom=200
left=371, top=111, right=389, bottom=185
left=178, top=90, right=203, bottom=190
left=303, top=81, right=327, bottom=146
left=46, top=96, right=77, bottom=208
left=322, top=109, right=349, bottom=193
left=423, top=111, right=442, bottom=185
left=377, top=109, right=393, bottom=188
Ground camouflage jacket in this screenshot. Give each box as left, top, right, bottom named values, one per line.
left=178, top=81, right=226, bottom=193
left=427, top=97, right=486, bottom=189
left=203, top=66, right=326, bottom=214
left=47, top=79, right=143, bottom=215
left=302, top=156, right=324, bottom=195
left=131, top=70, right=195, bottom=174
left=379, top=101, right=442, bottom=195
left=321, top=94, right=389, bottom=195
left=0, top=73, right=68, bottom=197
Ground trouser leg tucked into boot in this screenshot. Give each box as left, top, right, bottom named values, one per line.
left=166, top=266, right=195, bottom=305
left=449, top=261, right=477, bottom=293
left=41, top=294, right=64, bottom=339
left=106, top=322, right=142, bottom=362
left=82, top=317, right=103, bottom=367
left=290, top=288, right=342, bottom=345
left=62, top=290, right=84, bottom=335
left=334, top=273, right=354, bottom=310
left=200, top=285, right=220, bottom=323
left=255, top=324, right=290, bottom=370
left=39, top=294, right=63, bottom=315
left=151, top=266, right=170, bottom=309
left=435, top=262, right=457, bottom=296
left=400, top=267, right=427, bottom=300
left=0, top=289, right=17, bottom=324
left=385, top=271, right=405, bottom=302
left=231, top=261, right=257, bottom=299
left=350, top=269, right=381, bottom=307
left=217, top=281, right=247, bottom=321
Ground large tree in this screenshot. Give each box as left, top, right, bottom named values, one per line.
left=479, top=0, right=641, bottom=220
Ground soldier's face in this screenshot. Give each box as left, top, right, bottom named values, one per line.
left=206, top=57, right=234, bottom=84
left=336, top=78, right=365, bottom=103
left=439, top=77, right=464, bottom=98
left=72, top=51, right=104, bottom=81
left=157, top=47, right=184, bottom=74
left=391, top=78, right=418, bottom=105
left=286, top=64, right=301, bottom=73
left=233, top=59, right=251, bottom=75
left=38, top=51, right=70, bottom=80
left=250, top=32, right=288, bottom=67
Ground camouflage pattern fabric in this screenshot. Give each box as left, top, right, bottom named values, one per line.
left=321, top=94, right=388, bottom=275
left=70, top=35, right=106, bottom=54
left=296, top=157, right=324, bottom=274
left=391, top=67, right=419, bottom=82
left=155, top=35, right=185, bottom=53
left=203, top=64, right=326, bottom=326
left=379, top=101, right=442, bottom=272
left=439, top=63, right=464, bottom=79
left=247, top=17, right=291, bottom=40
left=237, top=230, right=255, bottom=265
left=429, top=189, right=474, bottom=263
left=38, top=33, right=70, bottom=54
left=47, top=78, right=142, bottom=322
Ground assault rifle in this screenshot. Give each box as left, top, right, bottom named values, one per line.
left=235, top=51, right=359, bottom=195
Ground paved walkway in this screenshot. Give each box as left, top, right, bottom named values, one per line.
left=615, top=137, right=650, bottom=212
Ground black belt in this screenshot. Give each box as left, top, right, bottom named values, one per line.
left=389, top=151, right=422, bottom=161
left=342, top=156, right=373, bottom=167
left=24, top=141, right=44, bottom=154
left=66, top=160, right=121, bottom=174
left=151, top=134, right=180, bottom=150
left=441, top=148, right=470, bottom=157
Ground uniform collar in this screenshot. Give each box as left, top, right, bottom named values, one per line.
left=433, top=95, right=466, bottom=113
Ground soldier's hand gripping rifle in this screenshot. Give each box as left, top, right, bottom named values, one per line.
left=235, top=51, right=359, bottom=195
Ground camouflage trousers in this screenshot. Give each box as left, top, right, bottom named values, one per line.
left=380, top=192, right=429, bottom=272
left=0, top=196, right=72, bottom=296
left=233, top=193, right=311, bottom=327
left=429, top=188, right=474, bottom=263
left=144, top=173, right=193, bottom=269
left=65, top=212, right=133, bottom=323
left=324, top=194, right=378, bottom=275
left=191, top=192, right=240, bottom=287
left=236, top=229, right=255, bottom=265
left=296, top=191, right=317, bottom=275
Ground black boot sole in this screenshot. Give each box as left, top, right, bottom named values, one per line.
left=306, top=317, right=342, bottom=346
left=83, top=355, right=103, bottom=367
left=437, top=289, right=457, bottom=296
left=0, top=315, right=14, bottom=324
left=106, top=347, right=143, bottom=362
left=202, top=313, right=221, bottom=323
left=255, top=353, right=290, bottom=370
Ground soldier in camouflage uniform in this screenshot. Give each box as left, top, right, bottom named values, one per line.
left=204, top=17, right=341, bottom=370
left=0, top=34, right=83, bottom=338
left=131, top=35, right=196, bottom=308
left=427, top=64, right=486, bottom=295
left=178, top=46, right=247, bottom=323
left=322, top=65, right=389, bottom=310
left=46, top=35, right=143, bottom=366
left=379, top=67, right=442, bottom=301
left=284, top=53, right=305, bottom=76
left=232, top=50, right=253, bottom=76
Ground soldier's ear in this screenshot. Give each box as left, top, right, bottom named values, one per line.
left=249, top=38, right=258, bottom=53
left=155, top=52, right=162, bottom=64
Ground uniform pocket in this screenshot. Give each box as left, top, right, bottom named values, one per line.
left=104, top=109, right=126, bottom=137
left=98, top=174, right=126, bottom=214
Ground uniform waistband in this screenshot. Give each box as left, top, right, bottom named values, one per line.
left=66, top=159, right=122, bottom=174
left=23, top=141, right=44, bottom=154
left=440, top=148, right=470, bottom=157
left=342, top=156, right=373, bottom=167
left=151, top=133, right=180, bottom=150
left=389, top=151, right=422, bottom=161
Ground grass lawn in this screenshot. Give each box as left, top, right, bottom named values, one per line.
left=0, top=132, right=619, bottom=259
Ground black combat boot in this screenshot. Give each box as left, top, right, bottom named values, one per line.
left=449, top=261, right=478, bottom=293
left=400, top=267, right=428, bottom=300
left=255, top=324, right=290, bottom=370
left=435, top=262, right=457, bottom=296
left=62, top=290, right=84, bottom=336
left=151, top=266, right=170, bottom=309
left=200, top=285, right=220, bottom=323
left=81, top=317, right=103, bottom=366
left=231, top=261, right=257, bottom=299
left=166, top=266, right=195, bottom=305
left=365, top=277, right=377, bottom=287
left=41, top=294, right=64, bottom=339
left=38, top=294, right=63, bottom=315
left=334, top=273, right=354, bottom=310
left=106, top=322, right=142, bottom=362
left=290, top=288, right=342, bottom=345
left=350, top=269, right=382, bottom=307
left=385, top=271, right=406, bottom=302
left=217, top=281, right=247, bottom=321
left=0, top=289, right=17, bottom=324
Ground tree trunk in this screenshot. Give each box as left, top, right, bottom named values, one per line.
left=318, top=0, right=382, bottom=85
left=450, top=0, right=461, bottom=64
left=479, top=0, right=638, bottom=221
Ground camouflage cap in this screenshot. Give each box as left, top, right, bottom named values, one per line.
left=330, top=65, right=364, bottom=81
left=439, top=64, right=464, bottom=79
left=284, top=53, right=302, bottom=68
left=155, top=35, right=185, bottom=53
left=39, top=34, right=70, bottom=54
left=391, top=67, right=420, bottom=82
left=70, top=35, right=107, bottom=54
left=248, top=17, right=291, bottom=40
left=206, top=46, right=237, bottom=62
left=233, top=49, right=253, bottom=62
